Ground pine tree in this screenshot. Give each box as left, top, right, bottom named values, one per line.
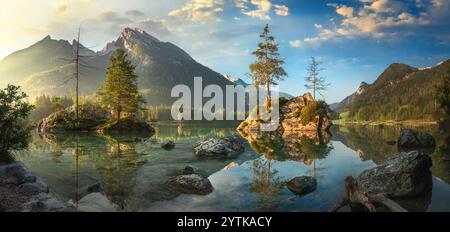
left=250, top=24, right=287, bottom=112
left=435, top=70, right=450, bottom=119
left=99, top=48, right=142, bottom=123
left=305, top=57, right=329, bottom=99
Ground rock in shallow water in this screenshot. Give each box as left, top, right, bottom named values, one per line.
left=357, top=151, right=432, bottom=197
left=397, top=128, right=436, bottom=149
left=182, top=165, right=198, bottom=175
left=169, top=174, right=214, bottom=195
left=161, top=141, right=176, bottom=150
left=286, top=176, right=317, bottom=195
left=192, top=137, right=245, bottom=158
left=0, top=162, right=75, bottom=212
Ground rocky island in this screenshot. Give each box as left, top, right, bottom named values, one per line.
left=238, top=93, right=332, bottom=140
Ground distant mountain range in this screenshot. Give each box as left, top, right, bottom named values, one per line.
left=224, top=75, right=294, bottom=98
left=0, top=28, right=233, bottom=105
left=331, top=59, right=450, bottom=121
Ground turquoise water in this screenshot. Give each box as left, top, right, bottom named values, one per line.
left=14, top=122, right=450, bottom=212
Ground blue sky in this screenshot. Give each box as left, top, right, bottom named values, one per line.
left=0, top=0, right=449, bottom=103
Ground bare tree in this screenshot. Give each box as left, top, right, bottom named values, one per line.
left=305, top=57, right=329, bottom=99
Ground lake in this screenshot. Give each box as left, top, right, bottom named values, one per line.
left=13, top=122, right=450, bottom=212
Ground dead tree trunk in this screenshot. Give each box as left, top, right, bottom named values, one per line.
left=329, top=176, right=408, bottom=212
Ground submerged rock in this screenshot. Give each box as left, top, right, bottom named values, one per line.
left=169, top=174, right=214, bottom=195
left=72, top=192, right=118, bottom=212
left=223, top=162, right=239, bottom=170
left=74, top=181, right=106, bottom=201
left=397, top=128, right=436, bottom=149
left=286, top=176, right=317, bottom=195
left=192, top=137, right=245, bottom=158
left=161, top=141, right=176, bottom=150
left=357, top=151, right=432, bottom=197
left=182, top=165, right=197, bottom=175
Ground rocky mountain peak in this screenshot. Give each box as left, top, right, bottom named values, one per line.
left=120, top=27, right=160, bottom=45
left=356, top=82, right=369, bottom=95
left=99, top=28, right=161, bottom=55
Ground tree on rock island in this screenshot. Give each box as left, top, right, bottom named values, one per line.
left=250, top=24, right=287, bottom=113
left=99, top=48, right=143, bottom=123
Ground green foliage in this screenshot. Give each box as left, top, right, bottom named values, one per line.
left=434, top=70, right=450, bottom=119
left=344, top=61, right=450, bottom=121
left=0, top=85, right=34, bottom=162
left=30, top=95, right=72, bottom=122
left=99, top=48, right=143, bottom=122
left=249, top=24, right=287, bottom=111
left=300, top=100, right=330, bottom=126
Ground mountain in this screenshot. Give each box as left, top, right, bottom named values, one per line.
left=0, top=28, right=232, bottom=105
left=330, top=82, right=369, bottom=111
left=333, top=59, right=450, bottom=121
left=224, top=74, right=294, bottom=98
left=225, top=75, right=250, bottom=88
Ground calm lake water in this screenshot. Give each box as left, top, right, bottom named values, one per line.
left=13, top=122, right=450, bottom=212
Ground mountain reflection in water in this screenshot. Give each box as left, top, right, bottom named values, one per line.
left=14, top=122, right=450, bottom=212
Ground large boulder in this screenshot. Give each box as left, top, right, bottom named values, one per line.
left=286, top=176, right=317, bottom=195
left=169, top=174, right=214, bottom=195
left=397, top=128, right=436, bottom=149
left=0, top=163, right=37, bottom=185
left=357, top=151, right=432, bottom=197
left=38, top=104, right=108, bottom=133
left=192, top=137, right=245, bottom=158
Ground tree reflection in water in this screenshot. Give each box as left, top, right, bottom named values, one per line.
left=242, top=130, right=333, bottom=210
left=249, top=158, right=285, bottom=211
left=90, top=135, right=146, bottom=211
left=37, top=133, right=148, bottom=211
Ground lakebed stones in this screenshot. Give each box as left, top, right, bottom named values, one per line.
left=169, top=174, right=214, bottom=195
left=192, top=137, right=245, bottom=158
left=0, top=162, right=74, bottom=212
left=161, top=141, right=176, bottom=150
left=357, top=151, right=432, bottom=197
left=286, top=176, right=317, bottom=195
left=397, top=128, right=436, bottom=149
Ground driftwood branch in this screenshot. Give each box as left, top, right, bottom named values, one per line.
left=329, top=176, right=408, bottom=212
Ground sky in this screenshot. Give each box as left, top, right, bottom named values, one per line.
left=0, top=0, right=449, bottom=103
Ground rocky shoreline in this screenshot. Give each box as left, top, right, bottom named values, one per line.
left=0, top=162, right=75, bottom=212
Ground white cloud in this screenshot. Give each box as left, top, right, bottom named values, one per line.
left=274, top=4, right=289, bottom=16
left=236, top=0, right=289, bottom=20
left=168, top=0, right=225, bottom=23
left=289, top=40, right=302, bottom=48
left=296, top=0, right=449, bottom=48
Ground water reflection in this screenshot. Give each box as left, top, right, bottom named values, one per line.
left=12, top=122, right=450, bottom=212
left=249, top=159, right=285, bottom=211
left=331, top=124, right=450, bottom=184
left=241, top=130, right=333, bottom=165
left=33, top=133, right=148, bottom=210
